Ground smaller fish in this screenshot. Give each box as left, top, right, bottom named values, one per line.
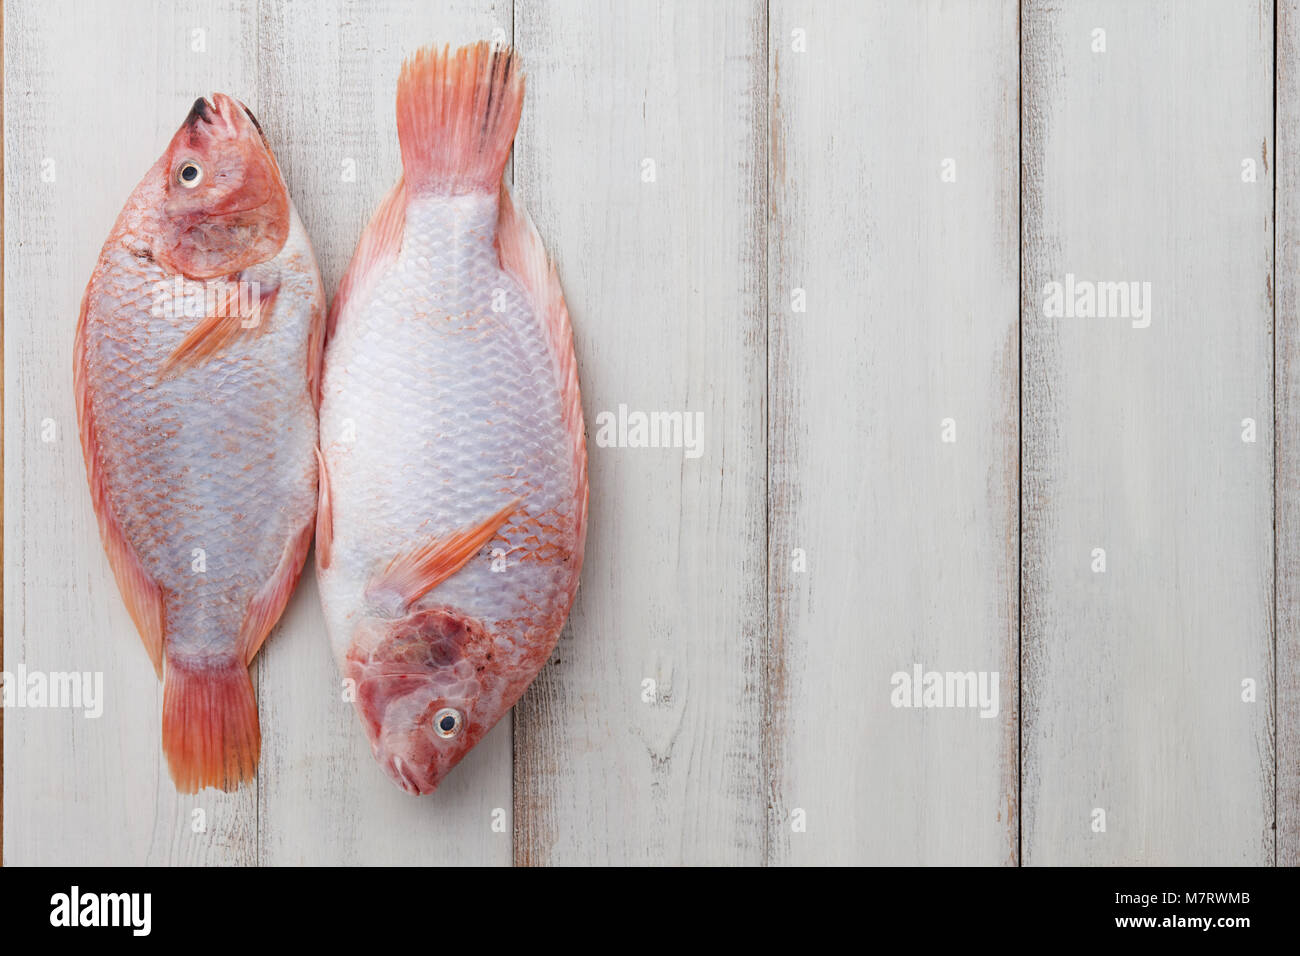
left=75, top=95, right=324, bottom=791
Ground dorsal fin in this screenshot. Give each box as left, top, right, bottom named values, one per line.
left=496, top=185, right=589, bottom=585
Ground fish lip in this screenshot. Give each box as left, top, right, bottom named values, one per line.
left=183, top=93, right=265, bottom=143
left=385, top=754, right=437, bottom=796
left=389, top=755, right=417, bottom=793
left=184, top=96, right=215, bottom=128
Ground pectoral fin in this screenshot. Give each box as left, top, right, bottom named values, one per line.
left=159, top=280, right=279, bottom=378
left=367, top=498, right=521, bottom=609
left=315, top=445, right=333, bottom=569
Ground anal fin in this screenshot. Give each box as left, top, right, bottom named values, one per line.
left=235, top=513, right=315, bottom=665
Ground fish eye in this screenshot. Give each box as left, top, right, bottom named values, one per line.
left=176, top=161, right=203, bottom=188
left=433, top=707, right=463, bottom=739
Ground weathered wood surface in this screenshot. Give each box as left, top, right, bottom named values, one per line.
left=2, top=0, right=1294, bottom=866
left=766, top=0, right=1019, bottom=865
left=1022, top=0, right=1275, bottom=865
left=1278, top=0, right=1300, bottom=868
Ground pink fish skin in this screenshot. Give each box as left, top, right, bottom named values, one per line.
left=75, top=95, right=324, bottom=792
left=316, top=43, right=588, bottom=795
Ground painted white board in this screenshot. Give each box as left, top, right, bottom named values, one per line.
left=1021, top=0, right=1274, bottom=866
left=766, top=0, right=1020, bottom=865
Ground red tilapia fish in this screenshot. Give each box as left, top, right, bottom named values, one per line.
left=75, top=95, right=324, bottom=792
left=317, top=43, right=588, bottom=794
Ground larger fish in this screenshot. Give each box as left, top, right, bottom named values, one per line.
left=75, top=95, right=324, bottom=792
left=317, top=43, right=587, bottom=794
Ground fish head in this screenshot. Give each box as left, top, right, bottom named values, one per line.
left=156, top=94, right=290, bottom=279
left=345, top=607, right=503, bottom=795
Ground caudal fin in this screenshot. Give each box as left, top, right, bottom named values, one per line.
left=162, top=656, right=260, bottom=793
left=396, top=42, right=524, bottom=196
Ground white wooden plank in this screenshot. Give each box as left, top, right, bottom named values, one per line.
left=766, top=0, right=1019, bottom=865
left=253, top=0, right=514, bottom=865
left=1022, top=0, right=1274, bottom=865
left=1277, top=0, right=1300, bottom=868
left=7, top=0, right=1285, bottom=870
left=3, top=0, right=261, bottom=865
left=510, top=0, right=769, bottom=865
left=2, top=0, right=6, bottom=866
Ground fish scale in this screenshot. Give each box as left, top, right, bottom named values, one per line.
left=316, top=42, right=587, bottom=795
left=321, top=195, right=571, bottom=634
left=87, top=226, right=318, bottom=650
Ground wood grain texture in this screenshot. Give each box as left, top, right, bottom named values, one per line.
left=510, top=0, right=769, bottom=865
left=766, top=0, right=1019, bottom=865
left=1278, top=0, right=1300, bottom=868
left=1022, top=0, right=1275, bottom=865
left=3, top=0, right=1294, bottom=867
left=2, top=0, right=7, bottom=867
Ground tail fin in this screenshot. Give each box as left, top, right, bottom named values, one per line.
left=161, top=655, right=260, bottom=793
left=396, top=42, right=524, bottom=196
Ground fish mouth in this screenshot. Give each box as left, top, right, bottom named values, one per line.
left=382, top=752, right=438, bottom=796
left=184, top=96, right=214, bottom=126
left=184, top=93, right=269, bottom=146
left=369, top=705, right=459, bottom=797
